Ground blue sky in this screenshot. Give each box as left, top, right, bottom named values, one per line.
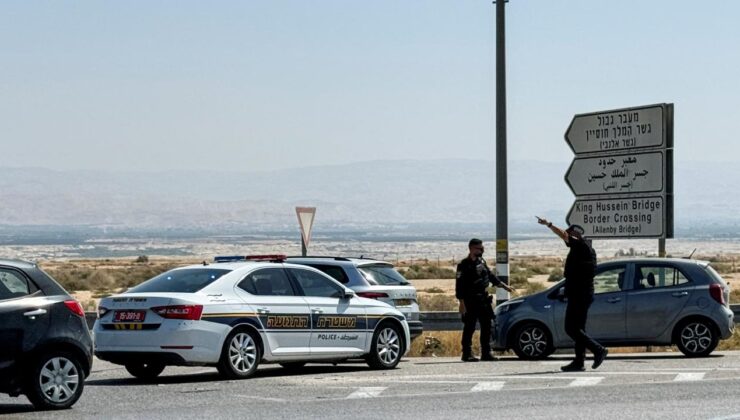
left=1, top=0, right=738, bottom=171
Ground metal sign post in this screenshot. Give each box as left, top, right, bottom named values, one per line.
left=564, top=103, right=674, bottom=254
left=295, top=207, right=316, bottom=257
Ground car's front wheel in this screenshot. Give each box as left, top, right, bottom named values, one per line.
left=366, top=322, right=403, bottom=369
left=25, top=351, right=85, bottom=410
left=125, top=362, right=166, bottom=380
left=676, top=319, right=718, bottom=357
left=512, top=322, right=554, bottom=360
left=217, top=328, right=261, bottom=379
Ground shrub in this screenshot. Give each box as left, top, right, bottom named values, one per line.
left=417, top=294, right=458, bottom=312
left=422, top=287, right=445, bottom=294
left=401, top=265, right=455, bottom=280
left=547, top=267, right=564, bottom=282
left=135, top=255, right=149, bottom=263
left=524, top=281, right=547, bottom=295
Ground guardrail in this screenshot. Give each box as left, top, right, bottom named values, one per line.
left=83, top=304, right=740, bottom=331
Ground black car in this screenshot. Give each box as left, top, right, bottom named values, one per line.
left=0, top=259, right=93, bottom=410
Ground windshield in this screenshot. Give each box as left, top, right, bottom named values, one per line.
left=128, top=268, right=232, bottom=293
left=358, top=264, right=410, bottom=286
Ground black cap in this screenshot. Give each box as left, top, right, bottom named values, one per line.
left=567, top=224, right=585, bottom=235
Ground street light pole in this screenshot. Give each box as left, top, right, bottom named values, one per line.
left=495, top=0, right=510, bottom=304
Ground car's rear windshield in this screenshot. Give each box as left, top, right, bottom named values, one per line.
left=358, top=264, right=410, bottom=286
left=128, top=268, right=232, bottom=293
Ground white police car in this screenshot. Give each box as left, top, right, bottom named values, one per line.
left=93, top=256, right=410, bottom=379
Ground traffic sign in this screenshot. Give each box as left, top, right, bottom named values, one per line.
left=565, top=104, right=667, bottom=155
left=566, top=196, right=664, bottom=238
left=295, top=207, right=316, bottom=255
left=565, top=151, right=664, bottom=196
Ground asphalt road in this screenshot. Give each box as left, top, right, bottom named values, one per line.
left=3, top=352, right=740, bottom=419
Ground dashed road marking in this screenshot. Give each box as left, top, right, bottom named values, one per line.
left=471, top=381, right=505, bottom=392
left=674, top=372, right=705, bottom=382
left=568, top=377, right=603, bottom=387
left=346, top=387, right=387, bottom=399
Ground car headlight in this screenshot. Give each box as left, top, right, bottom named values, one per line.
left=495, top=300, right=523, bottom=315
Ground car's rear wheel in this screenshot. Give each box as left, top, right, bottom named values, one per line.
left=366, top=322, right=403, bottom=369
left=512, top=322, right=553, bottom=360
left=125, top=362, right=166, bottom=380
left=676, top=319, right=718, bottom=357
left=217, top=328, right=261, bottom=379
left=279, top=362, right=307, bottom=371
left=25, top=351, right=84, bottom=410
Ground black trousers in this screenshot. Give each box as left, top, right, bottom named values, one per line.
left=461, top=297, right=493, bottom=355
left=564, top=296, right=603, bottom=362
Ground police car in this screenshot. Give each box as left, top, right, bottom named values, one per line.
left=93, top=255, right=410, bottom=380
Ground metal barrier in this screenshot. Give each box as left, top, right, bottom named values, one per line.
left=84, top=304, right=740, bottom=331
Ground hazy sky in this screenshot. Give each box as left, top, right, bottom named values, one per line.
left=1, top=1, right=738, bottom=172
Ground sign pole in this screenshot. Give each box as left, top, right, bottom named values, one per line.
left=495, top=0, right=510, bottom=304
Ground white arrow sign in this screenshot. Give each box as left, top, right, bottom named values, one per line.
left=565, top=151, right=664, bottom=196
left=567, top=196, right=664, bottom=238
left=565, top=104, right=665, bottom=154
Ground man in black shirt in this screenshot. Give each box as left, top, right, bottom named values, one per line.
left=537, top=217, right=608, bottom=371
left=456, top=238, right=514, bottom=362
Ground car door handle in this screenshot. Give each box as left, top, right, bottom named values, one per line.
left=672, top=292, right=689, bottom=297
left=257, top=308, right=270, bottom=314
left=24, top=309, right=47, bottom=317
left=607, top=297, right=621, bottom=303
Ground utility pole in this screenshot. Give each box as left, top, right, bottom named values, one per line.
left=495, top=0, right=510, bottom=304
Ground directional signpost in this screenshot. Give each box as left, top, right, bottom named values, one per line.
left=564, top=103, right=673, bottom=248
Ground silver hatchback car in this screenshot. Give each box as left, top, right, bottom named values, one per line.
left=493, top=258, right=734, bottom=359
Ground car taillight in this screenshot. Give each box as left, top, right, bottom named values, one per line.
left=64, top=300, right=85, bottom=317
left=152, top=305, right=203, bottom=320
left=709, top=284, right=725, bottom=305
left=98, top=306, right=109, bottom=318
left=356, top=292, right=389, bottom=299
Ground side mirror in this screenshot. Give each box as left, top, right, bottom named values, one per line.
left=548, top=286, right=566, bottom=301
left=343, top=289, right=355, bottom=299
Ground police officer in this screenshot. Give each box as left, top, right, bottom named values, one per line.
left=537, top=217, right=608, bottom=371
left=456, top=238, right=514, bottom=362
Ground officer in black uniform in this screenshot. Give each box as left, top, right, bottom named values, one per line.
left=456, top=238, right=514, bottom=362
left=537, top=217, right=608, bottom=371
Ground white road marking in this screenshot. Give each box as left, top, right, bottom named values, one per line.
left=674, top=372, right=706, bottom=382
left=471, top=381, right=505, bottom=392
left=568, top=377, right=603, bottom=387
left=346, top=387, right=387, bottom=399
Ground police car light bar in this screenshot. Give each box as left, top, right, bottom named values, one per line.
left=214, top=256, right=248, bottom=263
left=245, top=254, right=287, bottom=262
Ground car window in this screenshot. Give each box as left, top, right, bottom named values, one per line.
left=128, top=268, right=232, bottom=293
left=304, top=264, right=350, bottom=284
left=290, top=269, right=344, bottom=298
left=593, top=266, right=626, bottom=294
left=238, top=268, right=295, bottom=296
left=635, top=265, right=690, bottom=289
left=0, top=268, right=32, bottom=300
left=357, top=264, right=410, bottom=286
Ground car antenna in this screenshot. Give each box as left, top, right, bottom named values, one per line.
left=685, top=248, right=697, bottom=259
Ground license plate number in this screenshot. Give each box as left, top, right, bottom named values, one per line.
left=395, top=299, right=412, bottom=306
left=114, top=310, right=146, bottom=323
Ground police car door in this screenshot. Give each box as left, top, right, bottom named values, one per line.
left=287, top=268, right=367, bottom=355
left=234, top=268, right=311, bottom=356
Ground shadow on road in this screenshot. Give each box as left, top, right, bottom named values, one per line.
left=0, top=403, right=36, bottom=415
left=86, top=363, right=375, bottom=387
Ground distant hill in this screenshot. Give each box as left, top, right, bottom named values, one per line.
left=0, top=160, right=737, bottom=237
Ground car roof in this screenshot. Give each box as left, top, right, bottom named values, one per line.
left=606, top=257, right=710, bottom=267
left=0, top=258, right=37, bottom=269
left=285, top=256, right=391, bottom=267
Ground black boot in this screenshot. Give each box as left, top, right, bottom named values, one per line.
left=592, top=348, right=608, bottom=369
left=461, top=354, right=480, bottom=362
left=560, top=360, right=585, bottom=372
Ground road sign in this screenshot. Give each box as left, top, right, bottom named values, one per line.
left=566, top=196, right=664, bottom=238
left=565, top=104, right=666, bottom=155
left=565, top=151, right=664, bottom=196
left=295, top=207, right=316, bottom=256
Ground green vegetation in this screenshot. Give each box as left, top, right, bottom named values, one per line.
left=400, top=264, right=455, bottom=280
left=417, top=294, right=458, bottom=312
left=422, top=287, right=445, bottom=294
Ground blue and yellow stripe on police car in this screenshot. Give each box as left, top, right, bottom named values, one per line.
left=113, top=323, right=144, bottom=330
